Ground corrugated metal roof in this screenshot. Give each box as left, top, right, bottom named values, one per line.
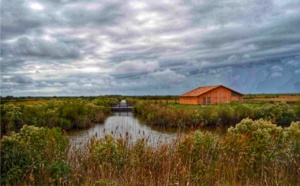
left=179, top=85, right=243, bottom=97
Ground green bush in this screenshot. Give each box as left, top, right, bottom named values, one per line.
left=58, top=118, right=72, bottom=130
left=92, top=134, right=124, bottom=169
left=1, top=98, right=113, bottom=136
left=224, top=119, right=289, bottom=181
left=284, top=121, right=300, bottom=156
left=294, top=101, right=300, bottom=120
left=255, top=103, right=296, bottom=125
left=1, top=125, right=69, bottom=185
left=178, top=131, right=218, bottom=182
left=0, top=104, right=23, bottom=137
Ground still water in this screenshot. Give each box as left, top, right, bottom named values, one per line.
left=68, top=112, right=227, bottom=148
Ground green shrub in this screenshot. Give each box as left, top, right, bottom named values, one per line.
left=224, top=119, right=289, bottom=181
left=293, top=101, right=300, bottom=120
left=284, top=121, right=300, bottom=156
left=58, top=118, right=72, bottom=130
left=91, top=134, right=124, bottom=169
left=178, top=131, right=218, bottom=182
left=1, top=125, right=69, bottom=185
left=0, top=104, right=23, bottom=137
left=255, top=103, right=296, bottom=125
left=1, top=98, right=113, bottom=135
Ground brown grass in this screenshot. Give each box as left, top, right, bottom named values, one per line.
left=7, top=99, right=49, bottom=105
left=250, top=95, right=300, bottom=102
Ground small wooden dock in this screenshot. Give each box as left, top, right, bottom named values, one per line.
left=111, top=100, right=133, bottom=111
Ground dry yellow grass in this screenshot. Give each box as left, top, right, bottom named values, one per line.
left=148, top=99, right=178, bottom=103
left=246, top=95, right=300, bottom=102
left=7, top=99, right=49, bottom=105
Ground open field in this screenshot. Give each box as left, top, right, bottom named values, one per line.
left=5, top=99, right=50, bottom=105
left=244, top=94, right=300, bottom=103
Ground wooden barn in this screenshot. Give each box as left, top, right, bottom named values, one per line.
left=179, top=85, right=243, bottom=105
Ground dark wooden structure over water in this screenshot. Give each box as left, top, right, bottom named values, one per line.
left=111, top=100, right=133, bottom=111
left=179, top=85, right=243, bottom=105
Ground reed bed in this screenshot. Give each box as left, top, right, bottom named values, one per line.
left=133, top=101, right=300, bottom=127
left=0, top=97, right=118, bottom=137
left=1, top=119, right=299, bottom=185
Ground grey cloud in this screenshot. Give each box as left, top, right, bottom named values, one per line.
left=1, top=0, right=300, bottom=96
left=61, top=2, right=123, bottom=26
left=270, top=72, right=282, bottom=78
left=189, top=0, right=275, bottom=27
left=1, top=1, right=44, bottom=39
left=184, top=1, right=300, bottom=65
left=271, top=65, right=283, bottom=72
left=9, top=74, right=33, bottom=84
left=8, top=37, right=80, bottom=59
left=147, top=69, right=186, bottom=84
left=113, top=60, right=159, bottom=75
left=109, top=47, right=161, bottom=62
left=285, top=59, right=300, bottom=66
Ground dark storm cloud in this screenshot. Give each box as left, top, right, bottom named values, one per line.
left=1, top=0, right=300, bottom=96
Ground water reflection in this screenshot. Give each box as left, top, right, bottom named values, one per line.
left=68, top=112, right=183, bottom=148
left=68, top=111, right=228, bottom=148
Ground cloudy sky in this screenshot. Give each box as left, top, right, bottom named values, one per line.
left=1, top=0, right=300, bottom=96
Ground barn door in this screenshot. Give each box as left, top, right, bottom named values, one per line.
left=207, top=97, right=211, bottom=104
left=203, top=97, right=206, bottom=105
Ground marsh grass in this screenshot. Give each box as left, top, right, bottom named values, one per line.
left=1, top=119, right=300, bottom=185
left=69, top=119, right=300, bottom=185
left=134, top=101, right=298, bottom=127
left=0, top=97, right=117, bottom=137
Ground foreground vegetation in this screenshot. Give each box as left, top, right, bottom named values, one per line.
left=1, top=119, right=299, bottom=185
left=133, top=101, right=300, bottom=127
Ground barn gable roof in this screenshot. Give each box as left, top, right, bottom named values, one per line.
left=179, top=85, right=243, bottom=97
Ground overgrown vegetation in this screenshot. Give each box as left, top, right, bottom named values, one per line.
left=1, top=96, right=299, bottom=185
left=133, top=101, right=299, bottom=128
left=1, top=119, right=299, bottom=185
left=1, top=125, right=69, bottom=185
left=0, top=97, right=119, bottom=137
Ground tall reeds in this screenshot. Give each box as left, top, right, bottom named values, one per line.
left=2, top=119, right=299, bottom=185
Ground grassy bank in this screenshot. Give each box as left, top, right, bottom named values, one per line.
left=133, top=101, right=300, bottom=128
left=1, top=119, right=300, bottom=185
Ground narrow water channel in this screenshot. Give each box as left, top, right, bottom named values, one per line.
left=68, top=111, right=228, bottom=148
left=68, top=112, right=183, bottom=147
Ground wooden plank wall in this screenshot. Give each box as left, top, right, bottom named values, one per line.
left=179, top=87, right=243, bottom=105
